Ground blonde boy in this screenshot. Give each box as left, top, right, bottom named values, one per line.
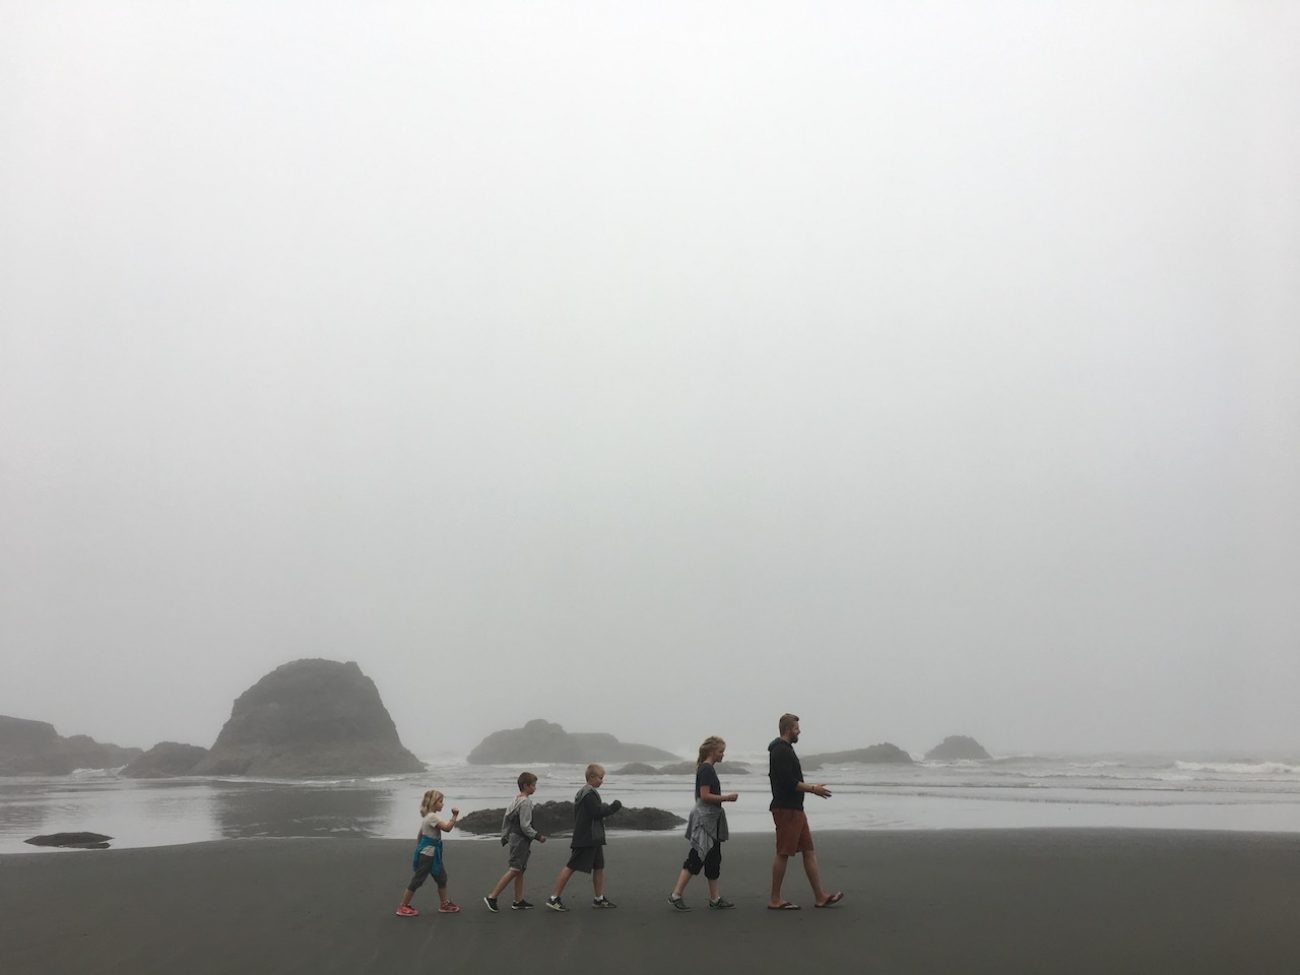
left=546, top=764, right=622, bottom=911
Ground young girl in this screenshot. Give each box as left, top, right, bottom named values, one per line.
left=668, top=736, right=738, bottom=911
left=396, top=789, right=461, bottom=916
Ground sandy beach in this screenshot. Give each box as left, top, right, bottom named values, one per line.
left=3, top=829, right=1299, bottom=974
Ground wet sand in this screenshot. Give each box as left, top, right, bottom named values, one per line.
left=3, top=829, right=1299, bottom=974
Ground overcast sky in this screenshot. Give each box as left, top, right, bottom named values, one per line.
left=2, top=1, right=1297, bottom=761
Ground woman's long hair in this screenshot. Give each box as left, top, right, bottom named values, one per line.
left=696, top=736, right=726, bottom=767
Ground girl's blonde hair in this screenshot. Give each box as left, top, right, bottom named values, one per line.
left=696, top=736, right=726, bottom=767
left=420, top=789, right=444, bottom=816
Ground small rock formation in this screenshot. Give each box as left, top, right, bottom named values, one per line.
left=121, top=742, right=210, bottom=778
left=613, top=760, right=751, bottom=776
left=466, top=719, right=680, bottom=765
left=925, top=735, right=991, bottom=761
left=800, top=743, right=914, bottom=770
left=189, top=659, right=424, bottom=778
left=456, top=799, right=684, bottom=836
left=25, top=832, right=113, bottom=849
left=0, top=715, right=142, bottom=776
left=656, top=760, right=751, bottom=776
left=611, top=762, right=660, bottom=775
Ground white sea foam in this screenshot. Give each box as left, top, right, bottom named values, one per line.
left=1174, top=761, right=1298, bottom=776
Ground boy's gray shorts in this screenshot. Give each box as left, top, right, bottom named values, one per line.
left=507, top=834, right=533, bottom=872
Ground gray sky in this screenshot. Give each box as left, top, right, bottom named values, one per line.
left=2, top=1, right=1298, bottom=760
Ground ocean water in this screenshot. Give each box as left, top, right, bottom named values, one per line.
left=3, top=752, right=1300, bottom=855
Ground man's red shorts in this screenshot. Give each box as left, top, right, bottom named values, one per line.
left=772, top=808, right=814, bottom=856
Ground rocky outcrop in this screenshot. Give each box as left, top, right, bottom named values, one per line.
left=466, top=720, right=679, bottom=765
left=0, top=715, right=142, bottom=776
left=456, top=799, right=684, bottom=836
left=189, top=659, right=424, bottom=778
left=121, top=742, right=210, bottom=778
left=613, top=761, right=751, bottom=776
left=611, top=762, right=660, bottom=775
left=800, top=743, right=914, bottom=770
left=657, top=760, right=750, bottom=776
left=25, top=832, right=112, bottom=849
left=61, top=735, right=141, bottom=770
left=925, top=736, right=991, bottom=761
left=0, top=716, right=62, bottom=774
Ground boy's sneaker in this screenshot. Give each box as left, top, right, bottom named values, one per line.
left=483, top=896, right=499, bottom=913
left=708, top=897, right=736, bottom=910
left=511, top=900, right=535, bottom=910
left=546, top=896, right=569, bottom=912
left=668, top=894, right=691, bottom=912
left=592, top=896, right=618, bottom=909
left=395, top=905, right=419, bottom=917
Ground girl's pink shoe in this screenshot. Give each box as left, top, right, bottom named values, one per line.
left=438, top=901, right=461, bottom=913
left=395, top=905, right=419, bottom=917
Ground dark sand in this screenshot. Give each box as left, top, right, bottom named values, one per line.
left=3, top=830, right=1299, bottom=974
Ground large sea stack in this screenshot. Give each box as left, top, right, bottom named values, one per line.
left=0, top=715, right=141, bottom=776
left=190, top=659, right=424, bottom=778
left=924, top=735, right=992, bottom=761
left=467, top=719, right=679, bottom=765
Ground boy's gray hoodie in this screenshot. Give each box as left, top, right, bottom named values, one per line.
left=500, top=794, right=541, bottom=844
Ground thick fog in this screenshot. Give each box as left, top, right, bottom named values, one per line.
left=2, top=1, right=1297, bottom=760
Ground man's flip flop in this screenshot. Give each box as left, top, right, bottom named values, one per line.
left=767, top=901, right=800, bottom=910
left=814, top=892, right=845, bottom=908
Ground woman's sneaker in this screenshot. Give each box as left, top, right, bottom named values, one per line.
left=708, top=897, right=736, bottom=910
left=511, top=900, right=535, bottom=910
left=592, top=896, right=618, bottom=909
left=668, top=894, right=691, bottom=912
left=546, top=896, right=569, bottom=912
left=483, top=896, right=500, bottom=913
left=395, top=905, right=419, bottom=917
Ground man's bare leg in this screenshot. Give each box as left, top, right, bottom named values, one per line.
left=801, top=850, right=828, bottom=903
left=770, top=853, right=790, bottom=906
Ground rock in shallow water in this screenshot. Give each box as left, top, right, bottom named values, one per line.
left=653, top=761, right=751, bottom=776
left=925, top=735, right=992, bottom=761
left=26, top=832, right=113, bottom=849
left=456, top=800, right=684, bottom=835
left=467, top=719, right=680, bottom=765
